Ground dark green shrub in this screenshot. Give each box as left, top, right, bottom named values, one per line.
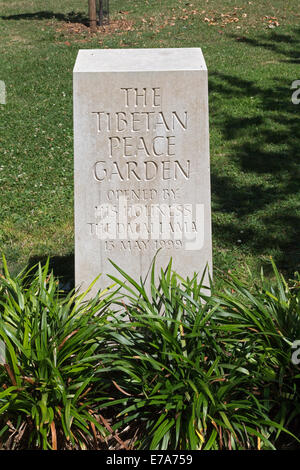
left=211, top=259, right=300, bottom=448
left=0, top=256, right=116, bottom=449
left=97, top=260, right=299, bottom=450
left=0, top=256, right=299, bottom=450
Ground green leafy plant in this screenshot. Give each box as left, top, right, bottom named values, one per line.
left=0, top=255, right=299, bottom=450
left=97, top=259, right=297, bottom=450
left=0, top=256, right=116, bottom=450
left=211, top=258, right=300, bottom=448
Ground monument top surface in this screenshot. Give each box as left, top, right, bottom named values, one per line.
left=73, top=48, right=207, bottom=73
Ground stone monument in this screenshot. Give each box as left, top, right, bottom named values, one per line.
left=73, top=48, right=212, bottom=297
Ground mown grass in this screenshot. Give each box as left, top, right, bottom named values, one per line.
left=0, top=0, right=299, bottom=288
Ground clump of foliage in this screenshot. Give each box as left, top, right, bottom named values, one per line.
left=0, top=256, right=299, bottom=450
left=97, top=259, right=300, bottom=450
left=211, top=259, right=300, bottom=449
left=0, top=256, right=116, bottom=449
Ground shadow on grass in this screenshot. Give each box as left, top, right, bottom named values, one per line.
left=228, top=27, right=300, bottom=65
left=27, top=254, right=74, bottom=292
left=210, top=27, right=300, bottom=276
left=0, top=10, right=89, bottom=26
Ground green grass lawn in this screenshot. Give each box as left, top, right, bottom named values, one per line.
left=0, top=0, right=299, bottom=288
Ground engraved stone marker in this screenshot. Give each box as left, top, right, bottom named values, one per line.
left=73, top=48, right=212, bottom=297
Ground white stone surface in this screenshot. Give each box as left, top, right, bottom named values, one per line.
left=73, top=48, right=212, bottom=297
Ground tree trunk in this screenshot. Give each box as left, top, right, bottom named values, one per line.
left=88, top=0, right=97, bottom=32
left=99, top=0, right=104, bottom=26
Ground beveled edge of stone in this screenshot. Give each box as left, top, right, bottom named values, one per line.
left=73, top=48, right=207, bottom=73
